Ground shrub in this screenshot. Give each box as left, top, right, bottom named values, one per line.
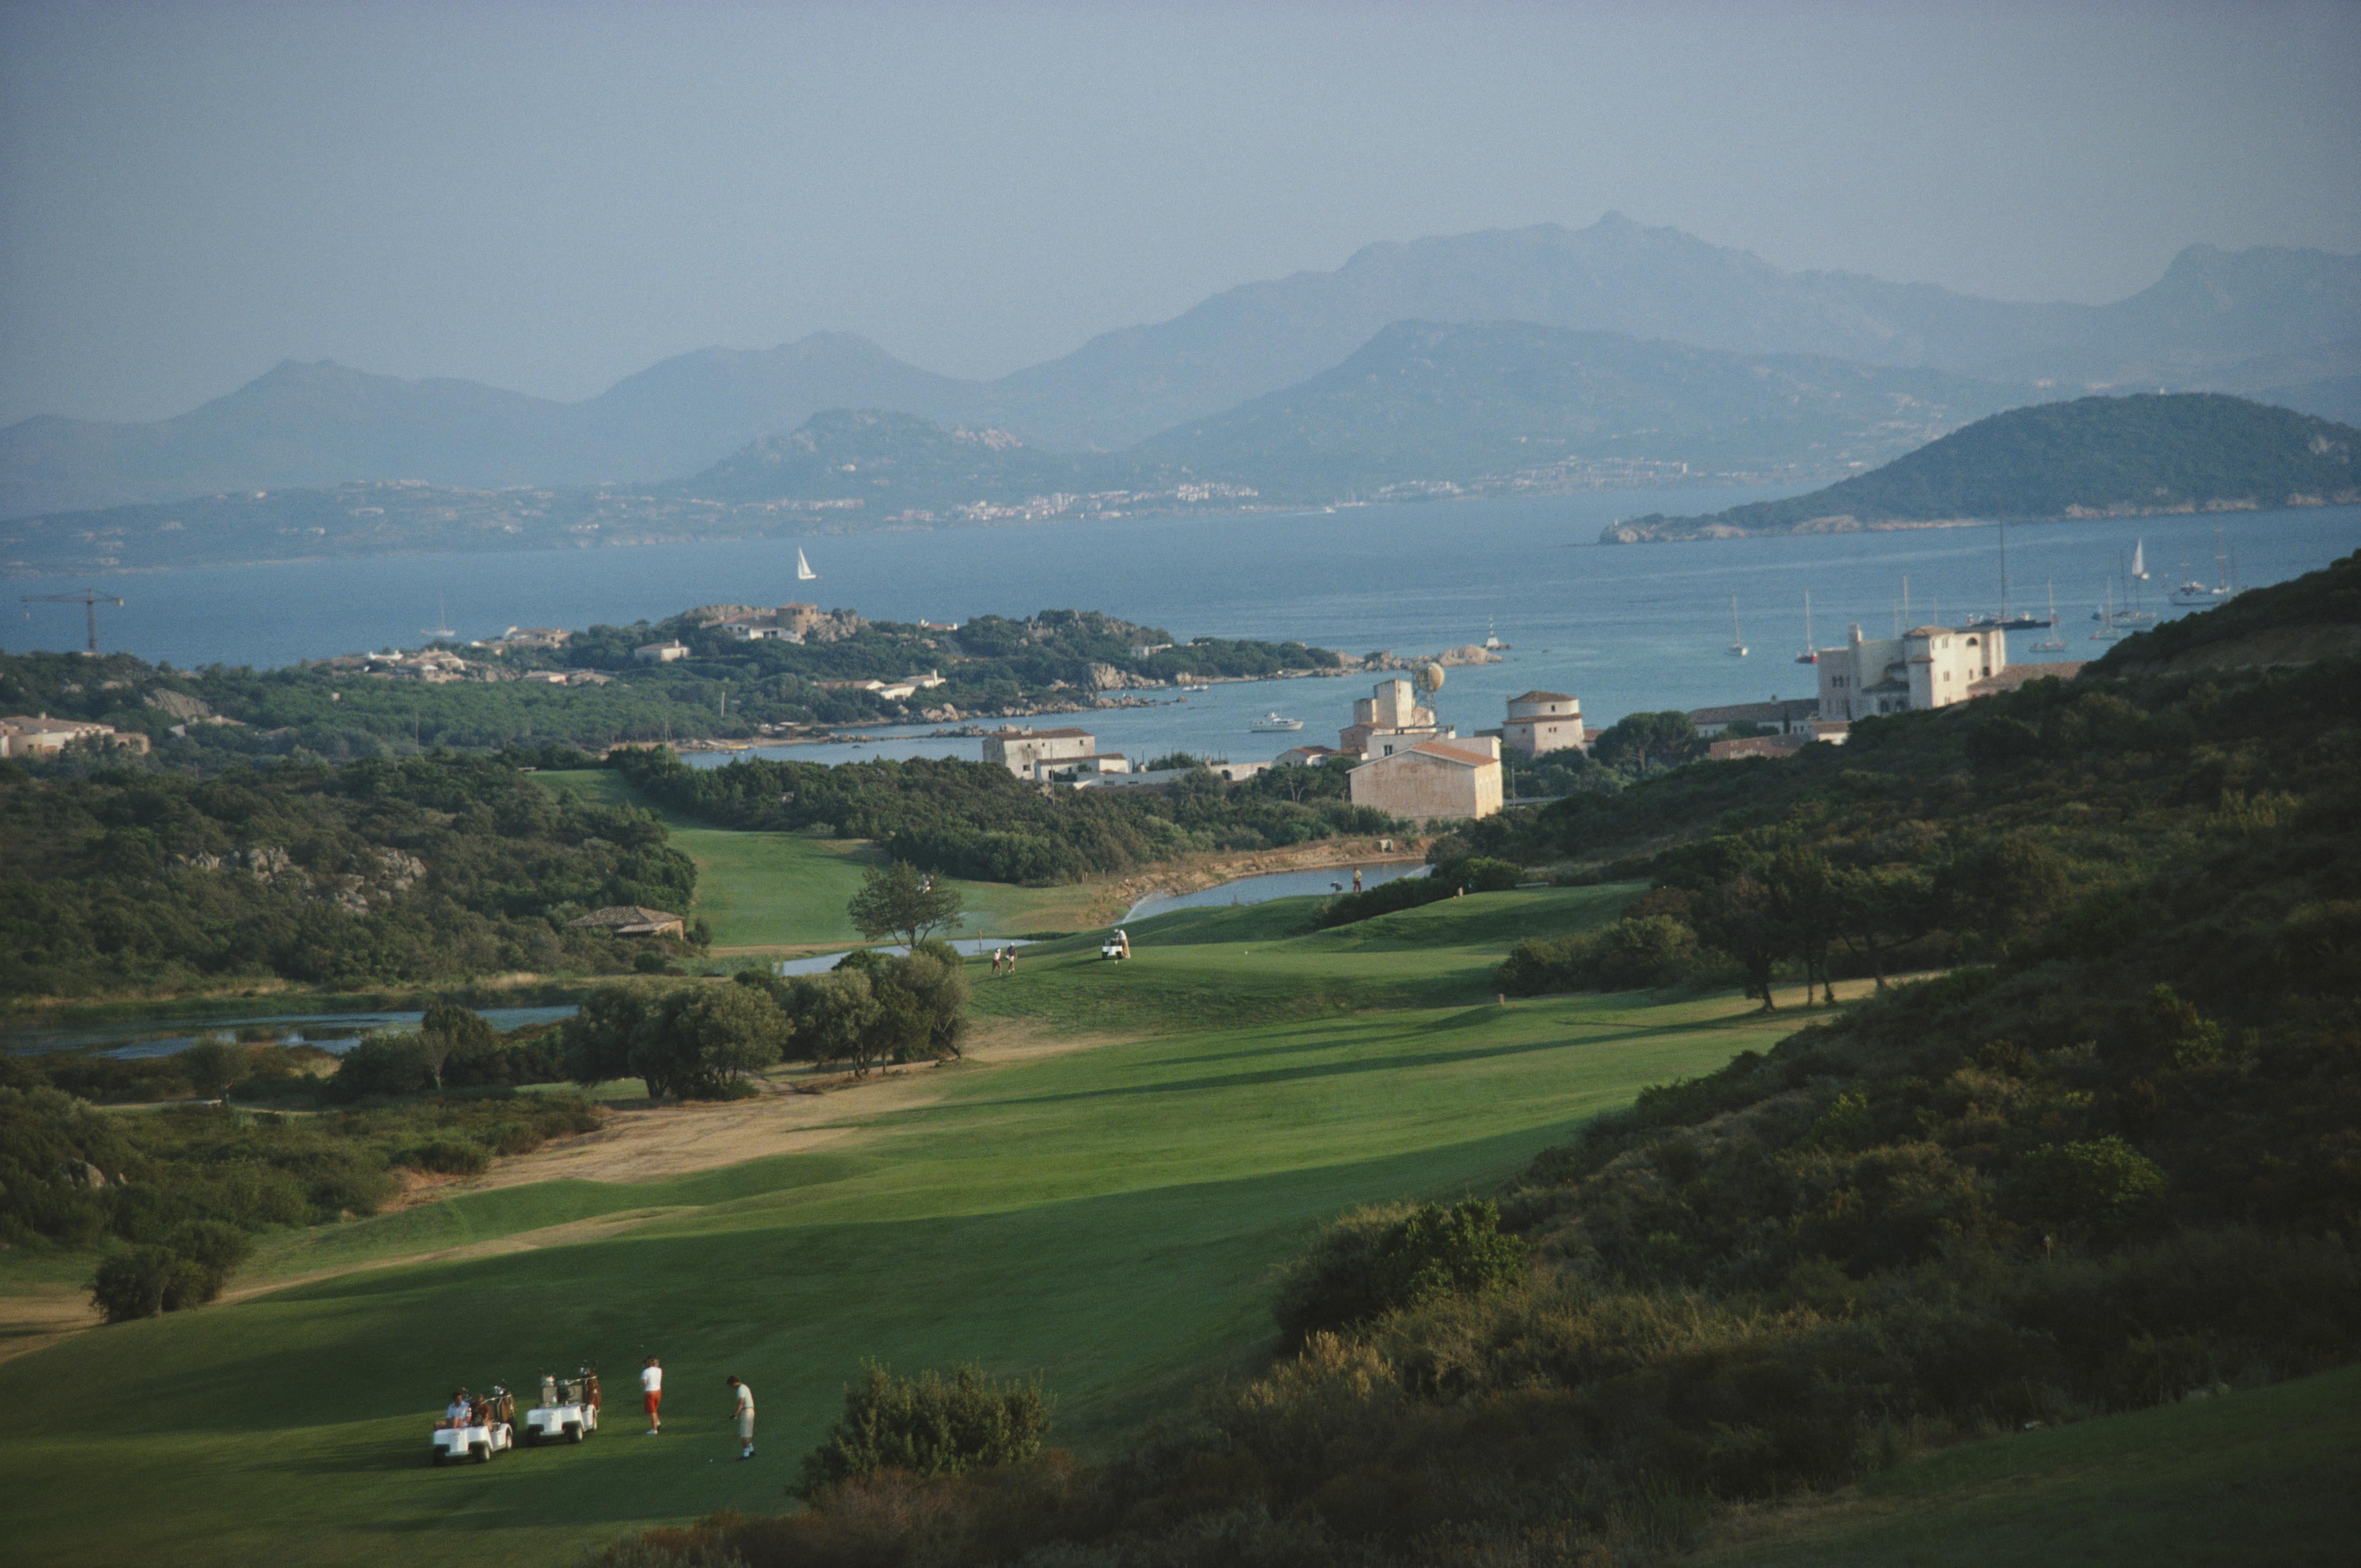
left=1272, top=1199, right=1528, bottom=1349
left=796, top=1362, right=1053, bottom=1497
left=397, top=1139, right=491, bottom=1176
left=330, top=1034, right=435, bottom=1101
left=87, top=1221, right=249, bottom=1324
left=2006, top=1136, right=2170, bottom=1242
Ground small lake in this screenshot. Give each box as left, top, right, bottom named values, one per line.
left=6, top=1003, right=580, bottom=1060
left=770, top=936, right=1033, bottom=976
left=1126, top=859, right=1429, bottom=921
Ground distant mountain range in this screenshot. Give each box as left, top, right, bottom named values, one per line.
left=5, top=214, right=2359, bottom=524
left=1135, top=321, right=2026, bottom=501
left=1602, top=394, right=2361, bottom=543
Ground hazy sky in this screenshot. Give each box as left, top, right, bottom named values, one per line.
left=3, top=0, right=2357, bottom=426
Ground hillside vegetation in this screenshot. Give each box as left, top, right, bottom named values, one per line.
left=0, top=752, right=697, bottom=1003
left=574, top=553, right=2361, bottom=1566
left=1607, top=393, right=2361, bottom=541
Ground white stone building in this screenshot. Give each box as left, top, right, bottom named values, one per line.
left=983, top=725, right=1097, bottom=777
left=1348, top=736, right=1503, bottom=823
left=1339, top=677, right=1450, bottom=757
left=1817, top=625, right=2007, bottom=721
left=1502, top=690, right=1586, bottom=755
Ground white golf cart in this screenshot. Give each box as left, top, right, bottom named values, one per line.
left=430, top=1386, right=515, bottom=1465
left=1100, top=929, right=1132, bottom=962
left=522, top=1368, right=603, bottom=1445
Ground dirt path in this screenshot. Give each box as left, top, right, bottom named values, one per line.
left=0, top=1285, right=101, bottom=1367
left=464, top=1018, right=1127, bottom=1188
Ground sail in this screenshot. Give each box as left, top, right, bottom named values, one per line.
left=2131, top=541, right=2148, bottom=580
left=796, top=548, right=817, bottom=582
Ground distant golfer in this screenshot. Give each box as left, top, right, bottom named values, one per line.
left=1005, top=947, right=1018, bottom=977
left=641, top=1356, right=663, bottom=1435
left=726, top=1375, right=755, bottom=1459
left=1353, top=868, right=1363, bottom=893
left=990, top=947, right=1003, bottom=977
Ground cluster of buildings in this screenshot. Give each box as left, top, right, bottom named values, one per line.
left=977, top=618, right=2086, bottom=826
left=1690, top=625, right=2083, bottom=760
left=0, top=713, right=150, bottom=759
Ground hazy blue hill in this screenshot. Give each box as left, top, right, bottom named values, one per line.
left=562, top=333, right=984, bottom=476
left=980, top=217, right=2361, bottom=449
left=1605, top=393, right=2361, bottom=542
left=674, top=408, right=1159, bottom=513
left=1136, top=321, right=2030, bottom=499
left=0, top=360, right=572, bottom=519
left=0, top=335, right=983, bottom=520
left=5, top=219, right=2355, bottom=521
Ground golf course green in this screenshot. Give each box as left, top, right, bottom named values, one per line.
left=534, top=768, right=1105, bottom=951
left=0, top=883, right=1831, bottom=1567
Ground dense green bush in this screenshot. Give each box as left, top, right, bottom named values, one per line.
left=1271, top=1199, right=1528, bottom=1350
left=795, top=1363, right=1053, bottom=1498
left=559, top=981, right=789, bottom=1100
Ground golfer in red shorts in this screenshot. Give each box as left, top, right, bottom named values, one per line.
left=641, top=1356, right=663, bottom=1434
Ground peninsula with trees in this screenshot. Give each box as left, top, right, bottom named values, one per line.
left=1602, top=392, right=2361, bottom=542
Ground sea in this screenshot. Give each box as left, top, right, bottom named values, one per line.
left=11, top=488, right=2359, bottom=769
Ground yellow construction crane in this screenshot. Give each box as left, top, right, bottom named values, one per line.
left=20, top=589, right=125, bottom=655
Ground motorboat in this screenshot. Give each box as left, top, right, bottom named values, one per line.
left=1249, top=712, right=1304, bottom=732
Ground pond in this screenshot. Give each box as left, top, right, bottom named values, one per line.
left=1125, top=859, right=1429, bottom=922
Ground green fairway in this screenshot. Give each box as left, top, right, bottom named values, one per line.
left=0, top=884, right=1812, bottom=1568
left=535, top=769, right=1099, bottom=949
left=1698, top=1364, right=2361, bottom=1568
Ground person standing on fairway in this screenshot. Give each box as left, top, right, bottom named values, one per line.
left=641, top=1356, right=663, bottom=1435
left=726, top=1376, right=755, bottom=1459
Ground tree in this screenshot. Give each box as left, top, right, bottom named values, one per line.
left=847, top=861, right=964, bottom=951
left=561, top=983, right=658, bottom=1087
left=1591, top=711, right=1703, bottom=774
left=1694, top=870, right=1786, bottom=1010
left=1832, top=864, right=1939, bottom=990
left=624, top=985, right=789, bottom=1100
left=1765, top=848, right=1841, bottom=1004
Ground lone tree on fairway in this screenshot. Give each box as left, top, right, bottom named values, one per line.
left=848, top=861, right=963, bottom=950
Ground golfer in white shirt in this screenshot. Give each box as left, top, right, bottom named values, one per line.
left=726, top=1376, right=754, bottom=1459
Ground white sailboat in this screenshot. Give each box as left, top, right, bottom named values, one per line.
left=2130, top=540, right=2149, bottom=581
left=796, top=547, right=818, bottom=582
left=2030, top=580, right=2067, bottom=652
left=1794, top=590, right=1818, bottom=664
left=1727, top=594, right=1749, bottom=658
left=2090, top=582, right=2122, bottom=641
left=421, top=592, right=457, bottom=641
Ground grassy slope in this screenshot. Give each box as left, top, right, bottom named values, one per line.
left=1699, top=1364, right=2361, bottom=1568
left=534, top=769, right=1098, bottom=949
left=0, top=884, right=1832, bottom=1568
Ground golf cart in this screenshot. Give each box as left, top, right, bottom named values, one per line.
left=522, top=1367, right=602, bottom=1445
left=1099, top=929, right=1132, bottom=961
left=430, top=1386, right=515, bottom=1465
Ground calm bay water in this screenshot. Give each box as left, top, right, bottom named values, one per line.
left=12, top=490, right=2358, bottom=764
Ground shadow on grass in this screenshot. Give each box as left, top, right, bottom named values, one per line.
left=960, top=1012, right=1736, bottom=1111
